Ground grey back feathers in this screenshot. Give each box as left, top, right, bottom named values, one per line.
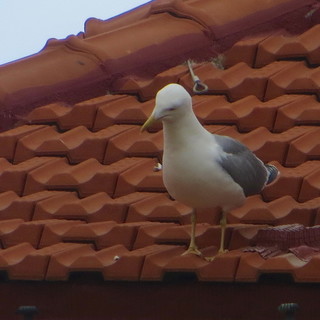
left=214, top=134, right=275, bottom=197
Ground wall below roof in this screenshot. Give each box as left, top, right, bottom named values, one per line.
left=1, top=276, right=319, bottom=320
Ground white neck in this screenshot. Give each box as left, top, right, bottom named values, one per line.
left=162, top=111, right=209, bottom=153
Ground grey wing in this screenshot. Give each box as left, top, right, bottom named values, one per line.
left=214, top=134, right=268, bottom=196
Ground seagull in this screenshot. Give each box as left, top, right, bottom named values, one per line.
left=141, top=83, right=279, bottom=258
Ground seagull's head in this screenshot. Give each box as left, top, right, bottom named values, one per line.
left=141, top=83, right=192, bottom=132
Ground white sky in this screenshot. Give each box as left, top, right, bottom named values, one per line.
left=0, top=0, right=150, bottom=65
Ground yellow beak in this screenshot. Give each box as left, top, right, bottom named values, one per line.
left=141, top=114, right=156, bottom=132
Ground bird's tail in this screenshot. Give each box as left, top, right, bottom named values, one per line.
left=265, top=164, right=279, bottom=184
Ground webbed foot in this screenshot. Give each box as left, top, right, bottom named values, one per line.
left=204, top=249, right=229, bottom=261
left=182, top=246, right=202, bottom=257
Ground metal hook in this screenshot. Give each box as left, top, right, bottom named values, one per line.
left=187, top=60, right=208, bottom=94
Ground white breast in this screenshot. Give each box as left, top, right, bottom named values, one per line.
left=162, top=135, right=245, bottom=211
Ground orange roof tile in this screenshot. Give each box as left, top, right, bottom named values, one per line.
left=1, top=1, right=320, bottom=319
left=0, top=10, right=320, bottom=281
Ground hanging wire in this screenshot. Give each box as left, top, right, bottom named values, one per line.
left=187, top=59, right=208, bottom=94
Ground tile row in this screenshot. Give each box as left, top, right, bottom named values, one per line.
left=12, top=125, right=135, bottom=164
left=0, top=123, right=319, bottom=166
left=1, top=241, right=320, bottom=282
left=24, top=89, right=320, bottom=134
left=0, top=157, right=164, bottom=197
left=0, top=219, right=261, bottom=251
left=229, top=195, right=320, bottom=226
left=34, top=192, right=218, bottom=225
left=225, top=24, right=320, bottom=67
left=0, top=217, right=260, bottom=282
left=0, top=158, right=319, bottom=204
left=194, top=94, right=320, bottom=133
left=0, top=190, right=217, bottom=224
left=113, top=60, right=320, bottom=102
left=26, top=95, right=128, bottom=130
left=1, top=188, right=320, bottom=228
left=24, top=95, right=154, bottom=131
left=0, top=190, right=157, bottom=223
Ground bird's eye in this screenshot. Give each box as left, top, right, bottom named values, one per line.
left=168, top=107, right=176, bottom=111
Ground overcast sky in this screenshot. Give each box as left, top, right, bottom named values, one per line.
left=0, top=0, right=150, bottom=65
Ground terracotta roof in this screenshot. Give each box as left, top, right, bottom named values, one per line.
left=1, top=0, right=320, bottom=319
